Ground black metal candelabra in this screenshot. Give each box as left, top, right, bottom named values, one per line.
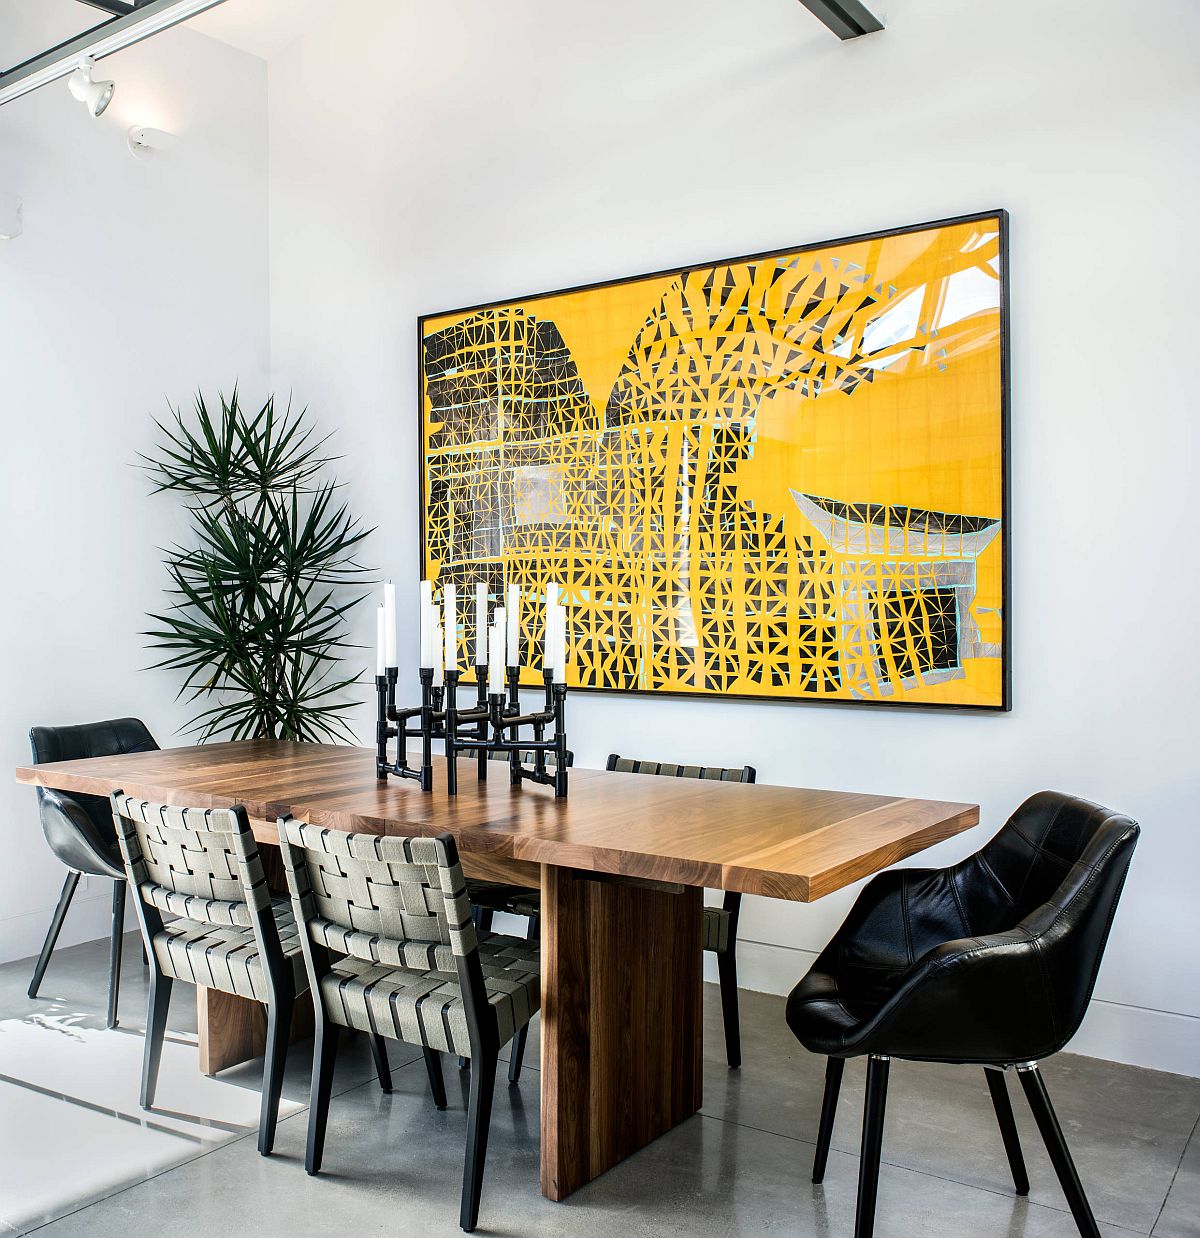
left=374, top=663, right=569, bottom=798
left=375, top=665, right=435, bottom=789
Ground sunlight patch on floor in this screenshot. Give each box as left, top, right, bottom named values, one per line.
left=0, top=1007, right=300, bottom=1233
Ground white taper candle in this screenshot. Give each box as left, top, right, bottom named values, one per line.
left=383, top=580, right=397, bottom=668
left=419, top=580, right=434, bottom=668
left=376, top=605, right=386, bottom=676
left=552, top=604, right=567, bottom=683
left=474, top=581, right=488, bottom=666
left=488, top=621, right=505, bottom=694
left=506, top=584, right=520, bottom=666
left=543, top=581, right=560, bottom=671
left=443, top=582, right=458, bottom=671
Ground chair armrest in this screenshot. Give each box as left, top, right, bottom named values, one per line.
left=850, top=928, right=1058, bottom=1062
left=37, top=789, right=125, bottom=879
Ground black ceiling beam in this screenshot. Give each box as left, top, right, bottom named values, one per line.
left=75, top=0, right=136, bottom=14
left=797, top=0, right=884, bottom=40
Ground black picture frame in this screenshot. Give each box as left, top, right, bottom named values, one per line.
left=417, top=208, right=1011, bottom=714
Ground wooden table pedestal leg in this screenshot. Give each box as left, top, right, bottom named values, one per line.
left=196, top=839, right=314, bottom=1075
left=539, top=866, right=703, bottom=1200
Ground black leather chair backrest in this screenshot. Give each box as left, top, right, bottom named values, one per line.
left=990, top=793, right=1139, bottom=1046
left=973, top=792, right=1132, bottom=924
left=30, top=719, right=159, bottom=869
left=931, top=791, right=1139, bottom=1047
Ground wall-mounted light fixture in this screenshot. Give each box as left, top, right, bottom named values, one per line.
left=0, top=194, right=22, bottom=240
left=66, top=56, right=116, bottom=117
left=127, top=125, right=176, bottom=158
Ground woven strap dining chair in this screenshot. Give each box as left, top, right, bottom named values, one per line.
left=110, top=792, right=309, bottom=1156
left=277, top=817, right=540, bottom=1234
left=607, top=753, right=757, bottom=1069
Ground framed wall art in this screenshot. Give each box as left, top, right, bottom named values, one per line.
left=419, top=210, right=1010, bottom=710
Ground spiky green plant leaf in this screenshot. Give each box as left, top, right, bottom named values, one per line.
left=142, top=388, right=374, bottom=742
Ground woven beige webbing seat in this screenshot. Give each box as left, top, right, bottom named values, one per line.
left=110, top=792, right=395, bottom=1157
left=277, top=817, right=541, bottom=1234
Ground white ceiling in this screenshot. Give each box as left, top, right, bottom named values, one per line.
left=186, top=0, right=334, bottom=60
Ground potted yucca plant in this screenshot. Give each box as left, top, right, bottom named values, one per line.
left=142, top=388, right=373, bottom=742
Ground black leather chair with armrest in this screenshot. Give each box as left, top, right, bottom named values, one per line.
left=27, top=718, right=159, bottom=1028
left=786, top=790, right=1139, bottom=1238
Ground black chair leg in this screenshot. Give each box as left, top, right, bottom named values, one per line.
left=140, top=968, right=172, bottom=1109
left=508, top=1025, right=530, bottom=1084
left=424, top=1047, right=447, bottom=1110
left=306, top=1018, right=339, bottom=1175
left=717, top=946, right=742, bottom=1069
left=106, top=880, right=126, bottom=1030
left=459, top=922, right=479, bottom=1073
left=813, top=1056, right=845, bottom=1184
left=258, top=991, right=293, bottom=1156
left=985, top=1067, right=1029, bottom=1195
left=370, top=1034, right=392, bottom=1093
left=461, top=1049, right=497, bottom=1233
left=1017, top=1064, right=1101, bottom=1238
left=854, top=1055, right=890, bottom=1238
left=27, top=871, right=80, bottom=999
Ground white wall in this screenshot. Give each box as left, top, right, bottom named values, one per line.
left=0, top=4, right=269, bottom=962
left=265, top=0, right=1200, bottom=1076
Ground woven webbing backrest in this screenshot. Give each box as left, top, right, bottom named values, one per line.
left=607, top=755, right=756, bottom=784
left=111, top=794, right=268, bottom=929
left=278, top=820, right=477, bottom=963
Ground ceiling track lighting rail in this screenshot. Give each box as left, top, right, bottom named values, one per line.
left=0, top=0, right=228, bottom=109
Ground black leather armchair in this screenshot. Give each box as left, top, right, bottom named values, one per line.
left=786, top=791, right=1139, bottom=1238
left=27, top=718, right=159, bottom=1028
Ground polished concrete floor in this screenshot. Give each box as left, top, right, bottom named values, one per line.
left=1, top=931, right=1197, bottom=1237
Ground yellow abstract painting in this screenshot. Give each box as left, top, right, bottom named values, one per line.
left=420, top=212, right=1009, bottom=709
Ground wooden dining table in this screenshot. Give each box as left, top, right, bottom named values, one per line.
left=15, top=740, right=978, bottom=1201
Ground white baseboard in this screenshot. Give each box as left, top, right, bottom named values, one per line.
left=0, top=880, right=130, bottom=967
left=707, top=937, right=1200, bottom=1079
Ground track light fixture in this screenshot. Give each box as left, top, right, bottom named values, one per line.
left=66, top=56, right=115, bottom=117
left=1, top=1, right=228, bottom=110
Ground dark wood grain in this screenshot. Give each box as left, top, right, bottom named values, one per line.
left=197, top=988, right=315, bottom=1075
left=540, top=866, right=703, bottom=1199
left=15, top=739, right=979, bottom=902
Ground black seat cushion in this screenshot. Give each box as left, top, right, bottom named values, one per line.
left=29, top=718, right=159, bottom=878
left=786, top=791, right=1138, bottom=1065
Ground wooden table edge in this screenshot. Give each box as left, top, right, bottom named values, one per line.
left=15, top=763, right=981, bottom=904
